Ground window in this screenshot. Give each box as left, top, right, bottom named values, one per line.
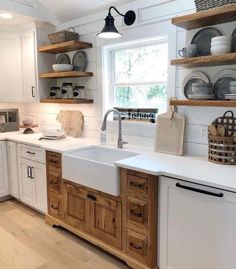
left=107, top=38, right=168, bottom=115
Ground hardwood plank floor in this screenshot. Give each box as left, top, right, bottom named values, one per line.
left=0, top=200, right=129, bottom=269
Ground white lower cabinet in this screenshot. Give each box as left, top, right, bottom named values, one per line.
left=18, top=144, right=47, bottom=213
left=7, top=141, right=19, bottom=198
left=0, top=141, right=9, bottom=197
left=159, top=176, right=236, bottom=269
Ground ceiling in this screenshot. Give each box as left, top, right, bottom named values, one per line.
left=0, top=9, right=33, bottom=26
left=38, top=0, right=136, bottom=23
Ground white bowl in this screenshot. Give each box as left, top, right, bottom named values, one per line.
left=230, top=81, right=236, bottom=86
left=53, top=64, right=73, bottom=72
left=211, top=36, right=232, bottom=42
left=211, top=40, right=231, bottom=46
left=230, top=87, right=236, bottom=94
left=211, top=45, right=231, bottom=55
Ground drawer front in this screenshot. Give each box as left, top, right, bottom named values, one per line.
left=48, top=194, right=62, bottom=219
left=47, top=170, right=61, bottom=194
left=126, top=172, right=149, bottom=195
left=46, top=151, right=61, bottom=170
left=126, top=230, right=148, bottom=264
left=19, top=144, right=45, bottom=163
left=126, top=196, right=148, bottom=230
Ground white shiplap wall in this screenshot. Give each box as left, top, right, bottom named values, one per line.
left=16, top=0, right=236, bottom=156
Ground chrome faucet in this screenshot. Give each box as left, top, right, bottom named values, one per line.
left=101, top=109, right=128, bottom=148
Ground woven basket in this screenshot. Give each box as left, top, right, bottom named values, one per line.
left=48, top=27, right=79, bottom=44
left=208, top=111, right=236, bottom=165
left=208, top=135, right=236, bottom=165
left=195, top=0, right=236, bottom=11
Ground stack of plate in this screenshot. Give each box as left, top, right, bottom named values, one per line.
left=40, top=129, right=66, bottom=140
left=225, top=81, right=236, bottom=100
left=188, top=82, right=215, bottom=100
left=211, top=36, right=232, bottom=55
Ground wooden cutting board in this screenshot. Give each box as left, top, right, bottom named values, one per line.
left=154, top=109, right=185, bottom=156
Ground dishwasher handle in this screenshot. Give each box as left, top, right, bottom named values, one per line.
left=176, top=182, right=224, bottom=198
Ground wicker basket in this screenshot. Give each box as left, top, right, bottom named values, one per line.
left=208, top=135, right=236, bottom=164
left=208, top=111, right=236, bottom=165
left=195, top=0, right=236, bottom=11
left=48, top=27, right=79, bottom=44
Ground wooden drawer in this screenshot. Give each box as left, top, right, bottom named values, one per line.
left=126, top=171, right=149, bottom=196
left=19, top=144, right=45, bottom=164
left=126, top=230, right=148, bottom=264
left=126, top=196, right=148, bottom=230
left=47, top=170, right=62, bottom=194
left=46, top=151, right=61, bottom=170
left=48, top=193, right=63, bottom=219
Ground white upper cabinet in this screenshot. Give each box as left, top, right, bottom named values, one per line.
left=0, top=34, right=23, bottom=102
left=21, top=30, right=38, bottom=102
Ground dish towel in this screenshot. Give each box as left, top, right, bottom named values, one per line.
left=56, top=110, right=84, bottom=138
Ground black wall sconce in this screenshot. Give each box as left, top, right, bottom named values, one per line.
left=97, top=6, right=136, bottom=39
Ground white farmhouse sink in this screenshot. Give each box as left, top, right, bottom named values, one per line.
left=62, top=145, right=140, bottom=196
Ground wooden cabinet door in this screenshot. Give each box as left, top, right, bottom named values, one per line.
left=0, top=142, right=9, bottom=197
left=32, top=162, right=47, bottom=213
left=7, top=141, right=19, bottom=198
left=21, top=30, right=37, bottom=102
left=90, top=193, right=122, bottom=249
left=0, top=34, right=23, bottom=102
left=64, top=183, right=89, bottom=232
left=18, top=158, right=34, bottom=206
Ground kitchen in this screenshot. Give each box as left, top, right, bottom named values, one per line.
left=0, top=0, right=236, bottom=269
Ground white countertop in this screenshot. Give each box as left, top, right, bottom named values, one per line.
left=1, top=131, right=236, bottom=193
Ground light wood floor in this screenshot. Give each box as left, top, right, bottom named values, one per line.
left=0, top=200, right=129, bottom=269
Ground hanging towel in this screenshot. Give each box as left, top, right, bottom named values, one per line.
left=57, top=110, right=84, bottom=138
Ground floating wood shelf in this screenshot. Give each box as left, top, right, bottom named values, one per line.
left=170, top=99, right=236, bottom=107
left=39, top=71, right=93, bottom=79
left=171, top=52, right=236, bottom=68
left=38, top=40, right=92, bottom=54
left=40, top=98, right=94, bottom=104
left=172, top=4, right=236, bottom=30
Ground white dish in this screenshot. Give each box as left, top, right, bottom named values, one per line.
left=183, top=71, right=210, bottom=98
left=211, top=40, right=231, bottom=46
left=188, top=94, right=215, bottom=100
left=211, top=45, right=231, bottom=55
left=211, top=36, right=232, bottom=42
left=225, top=94, right=236, bottom=100
left=230, top=81, right=236, bottom=86
left=229, top=87, right=236, bottom=94
left=52, top=64, right=73, bottom=72
left=41, top=129, right=65, bottom=137
left=192, top=87, right=212, bottom=95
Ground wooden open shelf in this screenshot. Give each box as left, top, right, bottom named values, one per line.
left=170, top=99, right=236, bottom=107
left=171, top=52, right=236, bottom=68
left=38, top=40, right=92, bottom=54
left=172, top=4, right=236, bottom=30
left=39, top=71, right=93, bottom=79
left=40, top=98, right=93, bottom=104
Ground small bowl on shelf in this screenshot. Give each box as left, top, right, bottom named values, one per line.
left=211, top=45, right=231, bottom=55
left=211, top=36, right=232, bottom=43
left=52, top=64, right=73, bottom=72
left=229, top=86, right=236, bottom=94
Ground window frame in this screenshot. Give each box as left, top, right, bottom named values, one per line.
left=107, top=37, right=168, bottom=110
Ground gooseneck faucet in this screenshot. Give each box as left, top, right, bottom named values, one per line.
left=101, top=109, right=128, bottom=148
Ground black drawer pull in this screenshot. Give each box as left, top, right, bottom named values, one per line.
left=130, top=181, right=144, bottom=188
left=26, top=151, right=36, bottom=155
left=51, top=204, right=59, bottom=210
left=87, top=194, right=97, bottom=201
left=130, top=209, right=143, bottom=218
left=50, top=159, right=59, bottom=164
left=176, top=183, right=224, bottom=198
left=130, top=242, right=142, bottom=250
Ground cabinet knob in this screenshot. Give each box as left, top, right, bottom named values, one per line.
left=26, top=151, right=36, bottom=155
left=130, top=242, right=142, bottom=250
left=130, top=209, right=143, bottom=218
left=87, top=194, right=97, bottom=201
left=130, top=181, right=144, bottom=188
left=31, top=86, right=36, bottom=98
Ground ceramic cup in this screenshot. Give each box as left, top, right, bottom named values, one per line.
left=178, top=44, right=198, bottom=58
